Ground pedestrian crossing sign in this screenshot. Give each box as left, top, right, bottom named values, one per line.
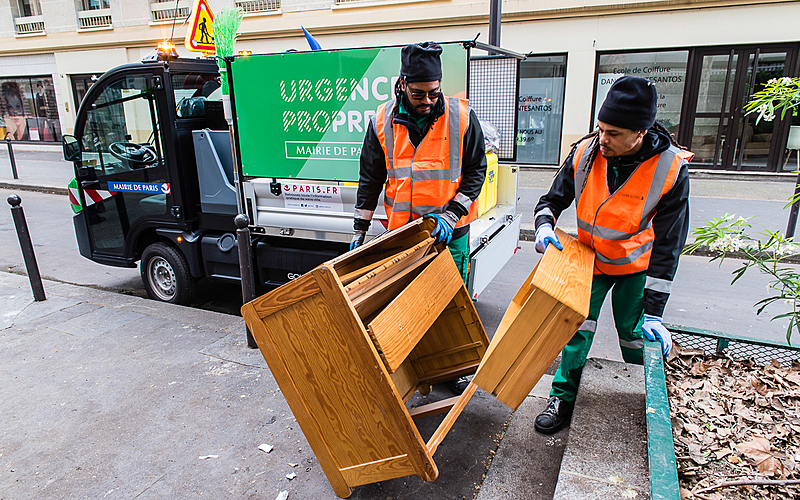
left=185, top=0, right=215, bottom=53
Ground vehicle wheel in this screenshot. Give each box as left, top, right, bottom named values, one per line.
left=140, top=242, right=197, bottom=305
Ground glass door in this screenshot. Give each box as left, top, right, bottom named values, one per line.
left=730, top=50, right=788, bottom=171
left=74, top=72, right=169, bottom=258
left=686, top=51, right=738, bottom=168
left=682, top=45, right=795, bottom=171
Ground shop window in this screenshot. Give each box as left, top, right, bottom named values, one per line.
left=516, top=55, right=566, bottom=165
left=594, top=50, right=689, bottom=136
left=0, top=76, right=61, bottom=142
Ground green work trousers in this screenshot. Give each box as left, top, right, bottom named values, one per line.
left=448, top=231, right=470, bottom=286
left=550, top=272, right=646, bottom=403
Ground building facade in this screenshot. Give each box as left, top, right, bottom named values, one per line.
left=2, top=0, right=799, bottom=172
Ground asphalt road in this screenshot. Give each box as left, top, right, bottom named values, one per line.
left=2, top=187, right=797, bottom=353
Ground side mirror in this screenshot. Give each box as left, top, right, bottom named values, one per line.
left=62, top=135, right=80, bottom=162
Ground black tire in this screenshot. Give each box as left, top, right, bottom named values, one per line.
left=140, top=242, right=197, bottom=305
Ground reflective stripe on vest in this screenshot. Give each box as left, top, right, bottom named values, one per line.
left=375, top=97, right=477, bottom=230
left=573, top=138, right=693, bottom=275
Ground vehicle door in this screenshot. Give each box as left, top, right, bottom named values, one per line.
left=73, top=71, right=170, bottom=261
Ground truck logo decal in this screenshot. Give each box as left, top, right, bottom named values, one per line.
left=282, top=182, right=344, bottom=213
left=108, top=181, right=171, bottom=194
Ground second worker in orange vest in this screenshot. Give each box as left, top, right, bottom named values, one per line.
left=532, top=76, right=693, bottom=435
left=350, top=42, right=487, bottom=287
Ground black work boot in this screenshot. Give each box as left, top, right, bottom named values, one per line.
left=534, top=396, right=574, bottom=435
left=445, top=376, right=470, bottom=395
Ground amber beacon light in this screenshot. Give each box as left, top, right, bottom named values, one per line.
left=157, top=41, right=179, bottom=60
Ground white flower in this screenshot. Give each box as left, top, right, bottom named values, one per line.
left=710, top=234, right=743, bottom=253
left=764, top=113, right=776, bottom=122
left=781, top=77, right=793, bottom=85
left=777, top=242, right=800, bottom=256
left=768, top=78, right=778, bottom=85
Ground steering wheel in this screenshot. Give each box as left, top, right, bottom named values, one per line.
left=108, top=142, right=158, bottom=167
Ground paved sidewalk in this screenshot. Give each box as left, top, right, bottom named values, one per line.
left=3, top=150, right=798, bottom=499
left=1, top=272, right=519, bottom=499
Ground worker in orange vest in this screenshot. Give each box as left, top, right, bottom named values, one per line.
left=533, top=76, right=693, bottom=434
left=351, top=41, right=487, bottom=394
left=350, top=41, right=487, bottom=283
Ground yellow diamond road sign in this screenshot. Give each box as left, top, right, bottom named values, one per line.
left=185, top=0, right=215, bottom=53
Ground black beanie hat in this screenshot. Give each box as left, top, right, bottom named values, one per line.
left=400, top=42, right=443, bottom=83
left=598, top=76, right=658, bottom=130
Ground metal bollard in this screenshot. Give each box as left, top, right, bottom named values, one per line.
left=7, top=195, right=46, bottom=301
left=786, top=170, right=800, bottom=240
left=6, top=135, right=18, bottom=180
left=235, top=214, right=258, bottom=349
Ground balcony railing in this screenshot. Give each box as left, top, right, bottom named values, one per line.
left=78, top=8, right=112, bottom=29
left=236, top=0, right=280, bottom=14
left=151, top=0, right=190, bottom=22
left=15, top=15, right=45, bottom=35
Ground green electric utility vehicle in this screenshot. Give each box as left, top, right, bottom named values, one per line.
left=63, top=42, right=522, bottom=305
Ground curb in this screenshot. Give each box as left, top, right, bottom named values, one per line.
left=0, top=182, right=68, bottom=196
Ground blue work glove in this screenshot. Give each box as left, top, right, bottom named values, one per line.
left=642, top=314, right=672, bottom=358
left=424, top=211, right=458, bottom=245
left=350, top=231, right=366, bottom=251
left=534, top=224, right=563, bottom=253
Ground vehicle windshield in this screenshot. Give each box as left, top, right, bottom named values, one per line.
left=79, top=75, right=163, bottom=176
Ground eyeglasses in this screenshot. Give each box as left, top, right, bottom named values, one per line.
left=407, top=89, right=442, bottom=100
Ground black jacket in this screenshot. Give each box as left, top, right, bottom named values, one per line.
left=534, top=128, right=690, bottom=317
left=355, top=96, right=487, bottom=239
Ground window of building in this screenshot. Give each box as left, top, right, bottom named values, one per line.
left=81, top=0, right=109, bottom=9
left=17, top=0, right=42, bottom=17
left=594, top=50, right=689, bottom=137
left=516, top=54, right=567, bottom=165
left=0, top=76, right=61, bottom=142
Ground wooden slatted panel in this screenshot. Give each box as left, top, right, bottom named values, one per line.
left=345, top=237, right=434, bottom=300
left=351, top=253, right=435, bottom=320
left=338, top=231, right=431, bottom=286
left=471, top=264, right=555, bottom=394
left=331, top=219, right=434, bottom=278
left=367, top=251, right=463, bottom=372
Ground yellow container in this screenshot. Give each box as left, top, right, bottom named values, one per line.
left=477, top=152, right=498, bottom=217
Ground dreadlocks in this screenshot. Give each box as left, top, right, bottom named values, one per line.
left=564, top=121, right=689, bottom=195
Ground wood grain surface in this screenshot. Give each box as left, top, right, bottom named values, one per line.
left=367, top=251, right=463, bottom=372
left=473, top=229, right=594, bottom=410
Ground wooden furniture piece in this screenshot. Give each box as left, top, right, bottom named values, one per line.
left=472, top=228, right=594, bottom=410
left=241, top=222, right=593, bottom=497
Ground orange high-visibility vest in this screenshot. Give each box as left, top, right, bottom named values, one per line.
left=374, top=97, right=478, bottom=230
left=573, top=136, right=694, bottom=275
